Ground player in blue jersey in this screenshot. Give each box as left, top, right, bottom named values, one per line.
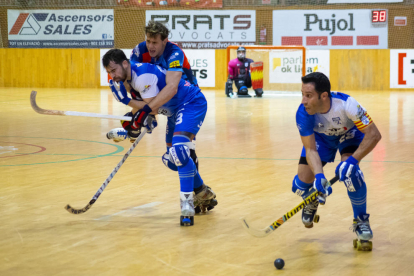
left=130, top=20, right=196, bottom=86
left=130, top=20, right=202, bottom=172
left=102, top=49, right=217, bottom=226
left=293, top=72, right=381, bottom=251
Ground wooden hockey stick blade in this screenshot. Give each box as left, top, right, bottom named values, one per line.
left=242, top=175, right=339, bottom=238
left=241, top=217, right=273, bottom=238
left=65, top=200, right=95, bottom=214
left=64, top=129, right=147, bottom=215
left=30, top=91, right=132, bottom=121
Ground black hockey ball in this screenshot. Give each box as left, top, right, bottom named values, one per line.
left=274, top=258, right=285, bottom=270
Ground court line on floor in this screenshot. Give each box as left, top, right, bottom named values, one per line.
left=94, top=202, right=163, bottom=220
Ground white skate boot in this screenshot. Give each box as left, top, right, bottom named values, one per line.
left=180, top=192, right=195, bottom=226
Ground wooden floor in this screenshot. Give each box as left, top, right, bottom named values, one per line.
left=1, top=87, right=414, bottom=276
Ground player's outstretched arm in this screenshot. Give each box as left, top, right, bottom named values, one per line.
left=349, top=123, right=381, bottom=162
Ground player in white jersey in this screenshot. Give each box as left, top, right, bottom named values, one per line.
left=102, top=49, right=217, bottom=226
left=293, top=72, right=381, bottom=251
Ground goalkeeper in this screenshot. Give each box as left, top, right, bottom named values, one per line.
left=226, top=46, right=263, bottom=98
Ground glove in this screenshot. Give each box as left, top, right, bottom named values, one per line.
left=109, top=80, right=131, bottom=105
left=313, top=173, right=332, bottom=204
left=335, top=156, right=359, bottom=182
left=131, top=104, right=152, bottom=131
left=144, top=115, right=158, bottom=134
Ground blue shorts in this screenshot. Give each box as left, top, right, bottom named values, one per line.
left=172, top=92, right=207, bottom=136
left=300, top=127, right=364, bottom=163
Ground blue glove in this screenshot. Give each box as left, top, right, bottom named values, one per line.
left=335, top=156, right=359, bottom=182
left=109, top=80, right=131, bottom=105
left=144, top=115, right=158, bottom=134
left=313, top=173, right=332, bottom=204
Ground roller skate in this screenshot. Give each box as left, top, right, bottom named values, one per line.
left=194, top=184, right=218, bottom=214
left=106, top=128, right=129, bottom=142
left=352, top=214, right=373, bottom=251
left=180, top=192, right=195, bottom=226
left=302, top=200, right=320, bottom=228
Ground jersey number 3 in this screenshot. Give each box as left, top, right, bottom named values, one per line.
left=176, top=113, right=183, bottom=125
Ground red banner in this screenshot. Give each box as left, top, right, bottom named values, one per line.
left=119, top=0, right=222, bottom=8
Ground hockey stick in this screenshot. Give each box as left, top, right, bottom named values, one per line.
left=30, top=91, right=132, bottom=121
left=241, top=175, right=339, bottom=238
left=65, top=128, right=148, bottom=214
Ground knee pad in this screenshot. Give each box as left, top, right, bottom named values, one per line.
left=238, top=86, right=248, bottom=95
left=235, top=79, right=245, bottom=90
left=162, top=151, right=178, bottom=171
left=170, top=136, right=194, bottom=167
left=254, top=88, right=263, bottom=97
left=190, top=149, right=199, bottom=171
left=292, top=175, right=313, bottom=198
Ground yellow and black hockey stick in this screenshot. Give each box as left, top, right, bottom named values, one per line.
left=241, top=176, right=339, bottom=238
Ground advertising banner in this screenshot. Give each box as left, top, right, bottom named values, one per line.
left=390, top=50, right=414, bottom=88
left=8, top=9, right=114, bottom=48
left=146, top=10, right=256, bottom=49
left=273, top=10, right=388, bottom=49
left=119, top=0, right=222, bottom=8
left=328, top=0, right=402, bottom=3
left=100, top=49, right=215, bottom=87
left=269, top=50, right=330, bottom=84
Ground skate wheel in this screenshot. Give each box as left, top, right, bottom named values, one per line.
left=210, top=198, right=218, bottom=207
left=304, top=223, right=314, bottom=229
left=180, top=216, right=194, bottom=226
left=195, top=206, right=201, bottom=214
left=313, top=215, right=320, bottom=223
left=353, top=239, right=358, bottom=248
left=357, top=240, right=372, bottom=251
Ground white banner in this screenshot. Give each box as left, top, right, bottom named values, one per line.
left=184, top=50, right=216, bottom=87
left=146, top=10, right=256, bottom=49
left=269, top=50, right=330, bottom=84
left=8, top=9, right=114, bottom=48
left=100, top=49, right=215, bottom=87
left=390, top=50, right=414, bottom=88
left=328, top=0, right=401, bottom=3
left=273, top=10, right=388, bottom=49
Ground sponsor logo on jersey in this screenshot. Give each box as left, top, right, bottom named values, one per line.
left=133, top=46, right=140, bottom=58
left=168, top=52, right=179, bottom=61
left=142, top=84, right=151, bottom=93
left=361, top=115, right=370, bottom=125
left=169, top=60, right=181, bottom=68
left=332, top=117, right=342, bottom=124
left=356, top=105, right=365, bottom=120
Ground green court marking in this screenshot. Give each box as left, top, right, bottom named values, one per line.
left=52, top=154, right=413, bottom=164
left=2, top=136, right=412, bottom=166
left=0, top=136, right=124, bottom=167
